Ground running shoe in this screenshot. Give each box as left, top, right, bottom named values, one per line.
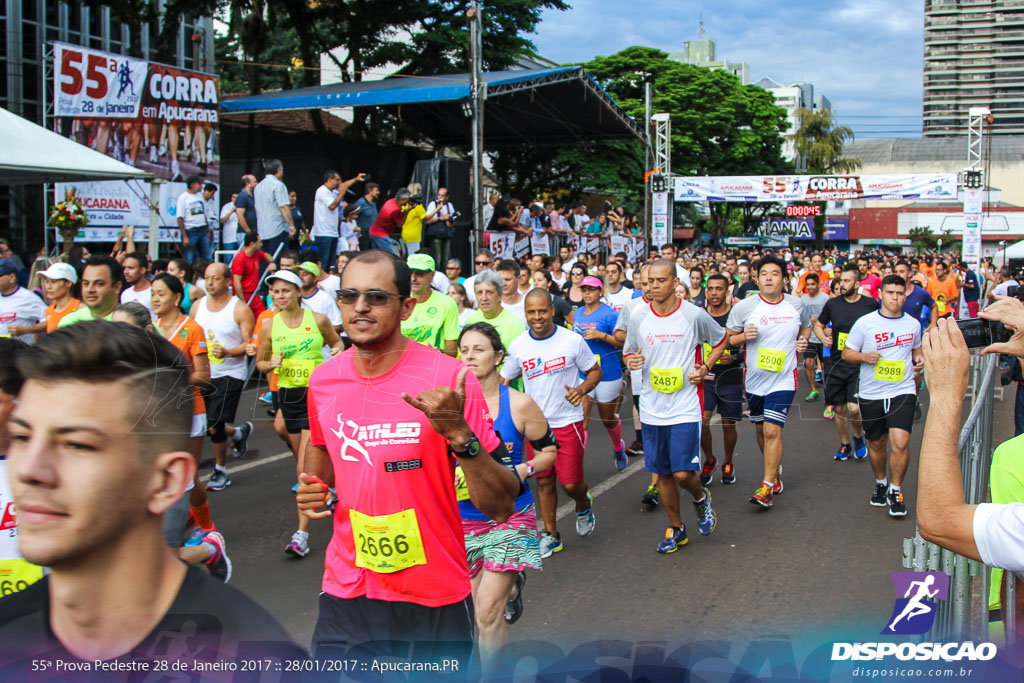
left=700, top=455, right=719, bottom=487
left=888, top=490, right=908, bottom=517
left=325, top=488, right=338, bottom=513
left=232, top=421, right=253, bottom=459
left=815, top=370, right=823, bottom=383
left=148, top=145, right=158, bottom=164
left=641, top=485, right=660, bottom=510
left=870, top=482, right=888, bottom=507
left=824, top=405, right=836, bottom=420
left=834, top=443, right=851, bottom=461
left=504, top=572, right=526, bottom=624
left=772, top=465, right=783, bottom=495
left=805, top=390, right=820, bottom=402
left=171, top=159, right=182, bottom=182
left=749, top=482, right=773, bottom=509
left=914, top=403, right=923, bottom=422
left=206, top=469, right=231, bottom=491
left=657, top=526, right=688, bottom=554
left=721, top=463, right=736, bottom=485
left=614, top=441, right=628, bottom=471
left=285, top=531, right=310, bottom=557
left=184, top=526, right=209, bottom=547
left=539, top=531, right=562, bottom=558
left=291, top=482, right=299, bottom=493
left=265, top=407, right=276, bottom=418
left=626, top=440, right=644, bottom=457
left=258, top=391, right=273, bottom=405
left=202, top=531, right=232, bottom=583
left=576, top=493, right=596, bottom=537
left=694, top=488, right=716, bottom=536
left=853, top=436, right=868, bottom=460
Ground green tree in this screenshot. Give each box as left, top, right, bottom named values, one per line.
left=491, top=46, right=792, bottom=238
left=791, top=107, right=860, bottom=248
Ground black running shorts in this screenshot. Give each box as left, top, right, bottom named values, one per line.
left=277, top=385, right=310, bottom=434
left=823, top=357, right=859, bottom=406
left=859, top=394, right=918, bottom=441
left=312, top=593, right=474, bottom=667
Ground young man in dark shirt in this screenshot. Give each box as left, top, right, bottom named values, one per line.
left=0, top=321, right=304, bottom=674
left=815, top=263, right=879, bottom=462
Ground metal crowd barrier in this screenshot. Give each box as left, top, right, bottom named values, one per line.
left=902, top=352, right=998, bottom=642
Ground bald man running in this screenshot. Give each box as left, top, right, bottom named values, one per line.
left=192, top=262, right=256, bottom=492
left=501, top=288, right=602, bottom=558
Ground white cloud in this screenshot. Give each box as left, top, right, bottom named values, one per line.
left=532, top=0, right=924, bottom=137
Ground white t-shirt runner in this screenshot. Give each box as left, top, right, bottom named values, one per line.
left=726, top=293, right=810, bottom=396
left=120, top=285, right=154, bottom=315
left=605, top=285, right=634, bottom=313
left=0, top=287, right=45, bottom=344
left=844, top=310, right=921, bottom=400
left=501, top=326, right=598, bottom=428
left=622, top=299, right=725, bottom=425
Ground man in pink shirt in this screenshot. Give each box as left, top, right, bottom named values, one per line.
left=367, top=188, right=411, bottom=254
left=857, top=255, right=882, bottom=299
left=297, top=250, right=521, bottom=666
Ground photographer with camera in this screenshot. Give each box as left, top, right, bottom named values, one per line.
left=918, top=310, right=1024, bottom=575
left=425, top=187, right=457, bottom=268
left=989, top=266, right=1019, bottom=304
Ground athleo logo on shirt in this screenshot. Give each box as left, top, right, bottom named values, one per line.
left=522, top=356, right=567, bottom=379
left=874, top=332, right=915, bottom=350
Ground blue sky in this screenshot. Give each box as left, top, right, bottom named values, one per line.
left=531, top=0, right=924, bottom=139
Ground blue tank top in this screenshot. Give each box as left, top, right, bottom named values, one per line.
left=459, top=384, right=533, bottom=521
left=572, top=303, right=622, bottom=381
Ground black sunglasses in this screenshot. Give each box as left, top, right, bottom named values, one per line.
left=337, top=288, right=405, bottom=306
left=475, top=260, right=491, bottom=266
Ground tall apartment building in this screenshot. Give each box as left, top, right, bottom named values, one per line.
left=0, top=0, right=214, bottom=247
left=923, top=0, right=1024, bottom=136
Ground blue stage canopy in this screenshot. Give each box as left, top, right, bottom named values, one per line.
left=221, top=67, right=643, bottom=146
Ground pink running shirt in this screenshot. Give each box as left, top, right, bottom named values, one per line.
left=308, top=340, right=501, bottom=607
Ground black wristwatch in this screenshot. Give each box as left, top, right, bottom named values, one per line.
left=451, top=435, right=482, bottom=459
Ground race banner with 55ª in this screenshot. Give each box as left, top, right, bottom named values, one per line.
left=52, top=42, right=220, bottom=238
left=673, top=174, right=958, bottom=203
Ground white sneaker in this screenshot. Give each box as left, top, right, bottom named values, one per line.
left=171, top=159, right=182, bottom=181
left=149, top=145, right=158, bottom=163
left=575, top=493, right=596, bottom=537
left=285, top=531, right=310, bottom=557
left=539, top=531, right=563, bottom=559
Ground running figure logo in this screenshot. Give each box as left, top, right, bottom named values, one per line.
left=330, top=414, right=373, bottom=467
left=116, top=61, right=135, bottom=98
left=882, top=571, right=949, bottom=635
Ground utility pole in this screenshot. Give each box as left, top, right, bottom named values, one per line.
left=644, top=80, right=652, bottom=250
left=468, top=1, right=485, bottom=250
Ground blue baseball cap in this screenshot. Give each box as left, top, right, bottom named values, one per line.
left=0, top=259, right=19, bottom=277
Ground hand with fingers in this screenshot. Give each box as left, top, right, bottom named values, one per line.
left=563, top=383, right=586, bottom=406
left=296, top=472, right=332, bottom=520
left=923, top=318, right=970, bottom=401
left=980, top=297, right=1024, bottom=357
left=401, top=366, right=472, bottom=444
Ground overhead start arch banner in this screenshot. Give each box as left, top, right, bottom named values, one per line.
left=673, top=174, right=958, bottom=203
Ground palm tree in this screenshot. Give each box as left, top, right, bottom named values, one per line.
left=791, top=108, right=860, bottom=248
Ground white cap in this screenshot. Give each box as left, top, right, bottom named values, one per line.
left=265, top=270, right=302, bottom=289
left=39, top=262, right=78, bottom=284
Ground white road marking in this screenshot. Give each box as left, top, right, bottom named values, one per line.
left=200, top=451, right=293, bottom=482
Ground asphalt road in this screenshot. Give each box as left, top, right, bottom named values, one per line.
left=198, top=373, right=1017, bottom=656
